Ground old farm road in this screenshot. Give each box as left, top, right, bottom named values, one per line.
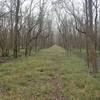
left=0, top=46, right=100, bottom=100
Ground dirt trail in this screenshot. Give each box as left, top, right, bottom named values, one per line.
left=49, top=73, right=67, bottom=100
left=0, top=58, right=7, bottom=64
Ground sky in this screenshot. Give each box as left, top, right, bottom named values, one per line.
left=0, top=0, right=84, bottom=31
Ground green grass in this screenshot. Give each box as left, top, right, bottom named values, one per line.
left=0, top=45, right=100, bottom=100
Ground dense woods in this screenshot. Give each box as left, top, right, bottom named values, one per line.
left=54, top=0, right=100, bottom=74
left=0, top=0, right=100, bottom=99
left=0, top=0, right=100, bottom=74
left=0, top=0, right=54, bottom=58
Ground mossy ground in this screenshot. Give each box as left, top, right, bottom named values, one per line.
left=0, top=46, right=100, bottom=100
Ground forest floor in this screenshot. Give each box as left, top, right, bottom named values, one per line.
left=0, top=45, right=100, bottom=100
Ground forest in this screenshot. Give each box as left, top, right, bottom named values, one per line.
left=0, top=0, right=100, bottom=100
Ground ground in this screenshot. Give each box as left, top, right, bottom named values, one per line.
left=0, top=46, right=100, bottom=100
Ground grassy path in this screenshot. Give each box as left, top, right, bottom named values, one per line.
left=0, top=46, right=100, bottom=100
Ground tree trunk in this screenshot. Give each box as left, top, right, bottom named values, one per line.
left=13, top=0, right=20, bottom=58
left=88, top=0, right=98, bottom=73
